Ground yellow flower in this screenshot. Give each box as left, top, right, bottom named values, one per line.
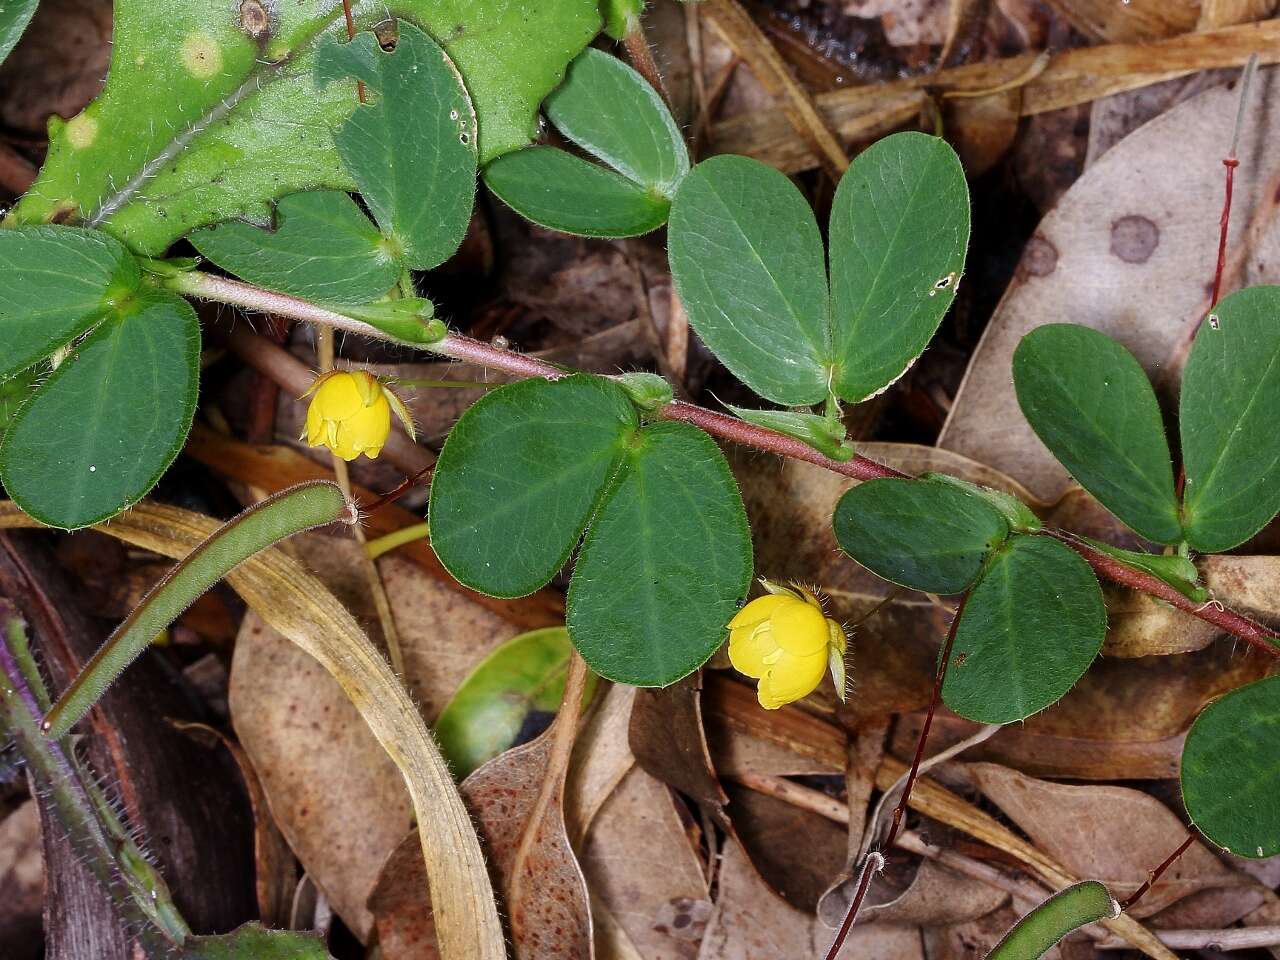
left=302, top=370, right=415, bottom=462
left=728, top=580, right=847, bottom=710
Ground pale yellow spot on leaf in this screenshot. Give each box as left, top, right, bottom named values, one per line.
left=181, top=32, right=223, bottom=79
left=66, top=114, right=98, bottom=149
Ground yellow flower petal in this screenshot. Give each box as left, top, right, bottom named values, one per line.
left=728, top=621, right=777, bottom=679
left=769, top=600, right=829, bottom=656
left=757, top=649, right=828, bottom=709
left=304, top=371, right=392, bottom=461
left=729, top=593, right=792, bottom=631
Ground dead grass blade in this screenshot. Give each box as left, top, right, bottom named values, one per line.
left=0, top=500, right=504, bottom=960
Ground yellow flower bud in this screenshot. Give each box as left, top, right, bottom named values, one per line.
left=728, top=580, right=848, bottom=710
left=301, top=370, right=415, bottom=462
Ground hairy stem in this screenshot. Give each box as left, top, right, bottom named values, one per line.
left=183, top=279, right=1280, bottom=655
left=1120, top=832, right=1196, bottom=911
left=0, top=606, right=189, bottom=950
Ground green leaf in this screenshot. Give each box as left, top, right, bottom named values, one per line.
left=829, top=132, right=969, bottom=402
left=0, top=0, right=38, bottom=65
left=545, top=48, right=687, bottom=196
left=1013, top=324, right=1180, bottom=544
left=727, top=405, right=854, bottom=462
left=0, top=369, right=38, bottom=434
left=942, top=536, right=1105, bottom=724
left=181, top=922, right=334, bottom=960
left=0, top=291, right=199, bottom=530
left=435, top=627, right=598, bottom=778
left=667, top=133, right=970, bottom=407
left=668, top=155, right=831, bottom=405
left=600, top=0, right=643, bottom=39
left=0, top=226, right=140, bottom=380
left=188, top=191, right=399, bottom=304
left=1078, top=537, right=1207, bottom=603
left=1181, top=675, right=1280, bottom=858
left=483, top=48, right=687, bottom=238
left=314, top=23, right=476, bottom=270
left=428, top=374, right=637, bottom=598
left=484, top=147, right=671, bottom=237
left=8, top=0, right=600, bottom=254
left=833, top=477, right=1009, bottom=594
left=1180, top=286, right=1280, bottom=552
left=567, top=421, right=753, bottom=685
left=924, top=473, right=1042, bottom=534
left=986, top=882, right=1117, bottom=960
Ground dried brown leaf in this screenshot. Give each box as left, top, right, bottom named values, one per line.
left=940, top=72, right=1280, bottom=501
left=0, top=801, right=43, bottom=959
left=697, top=839, right=814, bottom=960
left=581, top=767, right=710, bottom=959
left=968, top=763, right=1257, bottom=917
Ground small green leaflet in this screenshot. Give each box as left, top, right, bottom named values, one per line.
left=0, top=0, right=38, bottom=65
left=6, top=0, right=599, bottom=254
left=1180, top=286, right=1280, bottom=552
left=568, top=421, right=753, bottom=685
left=1181, top=675, right=1280, bottom=858
left=668, top=132, right=969, bottom=407
left=484, top=48, right=689, bottom=238
left=0, top=291, right=200, bottom=530
left=727, top=404, right=854, bottom=461
left=833, top=477, right=1009, bottom=594
left=600, top=0, right=643, bottom=38
left=429, top=376, right=753, bottom=686
left=942, top=535, right=1104, bottom=724
left=435, top=627, right=598, bottom=778
left=1013, top=324, right=1181, bottom=544
left=189, top=191, right=400, bottom=305
left=0, top=226, right=139, bottom=380
left=429, top=375, right=637, bottom=598
left=314, top=23, right=477, bottom=271
left=985, top=882, right=1118, bottom=960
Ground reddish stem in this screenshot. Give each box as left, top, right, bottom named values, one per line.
left=823, top=593, right=968, bottom=960
left=1042, top=529, right=1280, bottom=658
left=1120, top=832, right=1196, bottom=911
left=340, top=0, right=367, bottom=103
left=1209, top=158, right=1239, bottom=314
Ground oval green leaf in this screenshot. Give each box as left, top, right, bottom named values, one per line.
left=668, top=155, right=831, bottom=406
left=1181, top=675, right=1280, bottom=858
left=314, top=23, right=477, bottom=271
left=544, top=47, right=689, bottom=197
left=942, top=535, right=1105, bottom=724
left=8, top=0, right=598, bottom=253
left=1180, top=286, right=1280, bottom=552
left=833, top=477, right=1009, bottom=594
left=987, top=882, right=1117, bottom=960
left=0, top=226, right=140, bottom=381
left=435, top=627, right=598, bottom=778
left=829, top=132, right=969, bottom=403
left=1013, top=324, right=1181, bottom=544
left=0, top=0, right=37, bottom=65
left=0, top=291, right=200, bottom=529
left=484, top=147, right=671, bottom=238
left=189, top=191, right=399, bottom=304
left=428, top=374, right=638, bottom=598
left=567, top=421, right=753, bottom=686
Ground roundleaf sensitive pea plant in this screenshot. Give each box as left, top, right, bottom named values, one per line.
left=1, top=2, right=1280, bottom=957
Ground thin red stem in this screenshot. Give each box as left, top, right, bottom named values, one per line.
left=823, top=593, right=968, bottom=960
left=340, top=0, right=367, bottom=103
left=1209, top=158, right=1239, bottom=313
left=1120, top=832, right=1196, bottom=911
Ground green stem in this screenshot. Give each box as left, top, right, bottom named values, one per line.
left=0, top=606, right=189, bottom=949
left=43, top=481, right=354, bottom=739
